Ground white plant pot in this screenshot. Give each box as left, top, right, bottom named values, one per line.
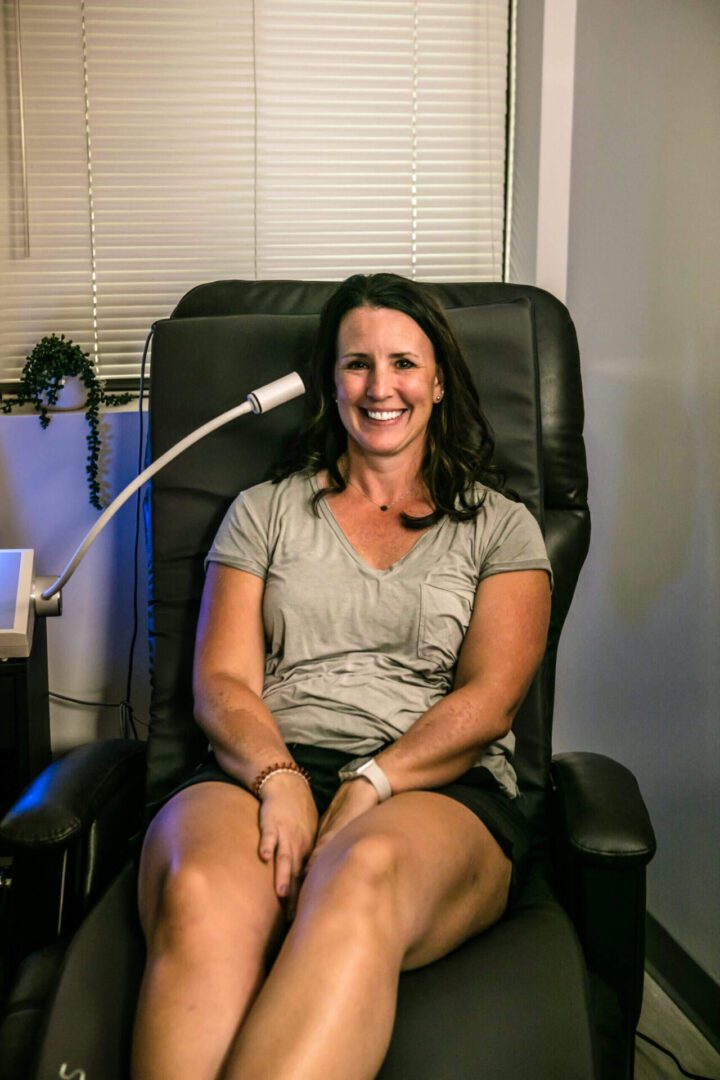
left=45, top=376, right=87, bottom=412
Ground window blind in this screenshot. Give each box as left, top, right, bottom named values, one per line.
left=1, top=0, right=510, bottom=385
left=1, top=1, right=95, bottom=379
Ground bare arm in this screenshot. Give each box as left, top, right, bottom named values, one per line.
left=302, top=568, right=551, bottom=883
left=373, top=569, right=552, bottom=793
left=194, top=562, right=319, bottom=913
left=193, top=562, right=291, bottom=786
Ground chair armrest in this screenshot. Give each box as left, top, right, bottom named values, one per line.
left=0, top=740, right=146, bottom=957
left=551, top=752, right=656, bottom=866
left=550, top=752, right=657, bottom=1040
left=0, top=739, right=145, bottom=849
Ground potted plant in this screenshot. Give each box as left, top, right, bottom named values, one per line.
left=1, top=334, right=134, bottom=509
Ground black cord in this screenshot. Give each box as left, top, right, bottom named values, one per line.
left=636, top=1030, right=719, bottom=1080
left=49, top=690, right=148, bottom=730
left=120, top=325, right=154, bottom=740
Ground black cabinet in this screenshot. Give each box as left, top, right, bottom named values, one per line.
left=0, top=620, right=51, bottom=817
left=0, top=622, right=58, bottom=1000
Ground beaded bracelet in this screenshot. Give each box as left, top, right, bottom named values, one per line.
left=252, top=761, right=312, bottom=798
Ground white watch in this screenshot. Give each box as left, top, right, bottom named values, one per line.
left=337, top=756, right=393, bottom=802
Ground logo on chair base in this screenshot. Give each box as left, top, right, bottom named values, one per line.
left=59, top=1065, right=87, bottom=1080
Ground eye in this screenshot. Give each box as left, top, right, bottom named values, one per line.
left=395, top=357, right=416, bottom=369
left=342, top=358, right=368, bottom=370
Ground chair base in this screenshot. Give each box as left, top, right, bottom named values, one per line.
left=28, top=863, right=144, bottom=1080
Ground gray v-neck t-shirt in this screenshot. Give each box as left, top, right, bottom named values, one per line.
left=206, top=471, right=552, bottom=798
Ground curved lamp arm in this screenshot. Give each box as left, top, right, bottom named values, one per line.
left=40, top=371, right=305, bottom=601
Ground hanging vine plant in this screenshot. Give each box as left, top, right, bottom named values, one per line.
left=1, top=334, right=134, bottom=509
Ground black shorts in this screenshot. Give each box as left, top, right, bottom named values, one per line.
left=162, top=741, right=531, bottom=909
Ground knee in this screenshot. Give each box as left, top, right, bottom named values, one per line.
left=146, top=863, right=218, bottom=956
left=147, top=863, right=278, bottom=960
left=300, top=833, right=399, bottom=917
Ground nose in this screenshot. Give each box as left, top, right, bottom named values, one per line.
left=366, top=365, right=392, bottom=400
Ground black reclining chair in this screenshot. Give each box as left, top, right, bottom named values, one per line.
left=0, top=281, right=656, bottom=1080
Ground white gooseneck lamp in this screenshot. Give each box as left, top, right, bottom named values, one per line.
left=0, top=372, right=305, bottom=660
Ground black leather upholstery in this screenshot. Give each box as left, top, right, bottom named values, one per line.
left=552, top=753, right=656, bottom=865
left=0, top=280, right=656, bottom=1080
left=0, top=740, right=145, bottom=850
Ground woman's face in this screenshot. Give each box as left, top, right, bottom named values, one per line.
left=334, top=305, right=443, bottom=462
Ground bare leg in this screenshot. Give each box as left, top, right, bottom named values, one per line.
left=222, top=792, right=511, bottom=1080
left=223, top=837, right=403, bottom=1080
left=131, top=783, right=287, bottom=1080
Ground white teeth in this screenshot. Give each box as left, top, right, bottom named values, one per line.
left=366, top=410, right=404, bottom=420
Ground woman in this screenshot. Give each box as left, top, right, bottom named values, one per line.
left=132, top=273, right=552, bottom=1080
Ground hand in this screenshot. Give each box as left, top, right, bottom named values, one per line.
left=302, top=779, right=379, bottom=883
left=257, top=772, right=319, bottom=920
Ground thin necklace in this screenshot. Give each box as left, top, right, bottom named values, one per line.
left=344, top=474, right=417, bottom=512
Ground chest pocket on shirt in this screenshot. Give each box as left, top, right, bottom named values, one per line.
left=417, top=583, right=473, bottom=671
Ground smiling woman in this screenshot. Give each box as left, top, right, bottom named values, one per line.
left=334, top=306, right=443, bottom=477
left=279, top=272, right=507, bottom=530
left=131, top=273, right=553, bottom=1080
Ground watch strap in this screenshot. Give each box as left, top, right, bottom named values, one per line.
left=349, top=758, right=393, bottom=802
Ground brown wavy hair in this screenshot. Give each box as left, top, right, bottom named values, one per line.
left=273, top=273, right=507, bottom=529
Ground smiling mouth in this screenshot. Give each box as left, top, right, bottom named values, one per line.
left=360, top=408, right=407, bottom=423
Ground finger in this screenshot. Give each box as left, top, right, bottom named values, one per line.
left=274, top=849, right=294, bottom=898
left=259, top=826, right=278, bottom=862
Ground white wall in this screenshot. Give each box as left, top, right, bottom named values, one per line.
left=0, top=406, right=149, bottom=753
left=550, top=0, right=720, bottom=982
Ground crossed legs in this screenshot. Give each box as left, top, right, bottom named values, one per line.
left=131, top=780, right=511, bottom=1080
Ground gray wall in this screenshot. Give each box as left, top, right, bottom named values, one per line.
left=508, top=0, right=544, bottom=285
left=554, top=0, right=720, bottom=981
